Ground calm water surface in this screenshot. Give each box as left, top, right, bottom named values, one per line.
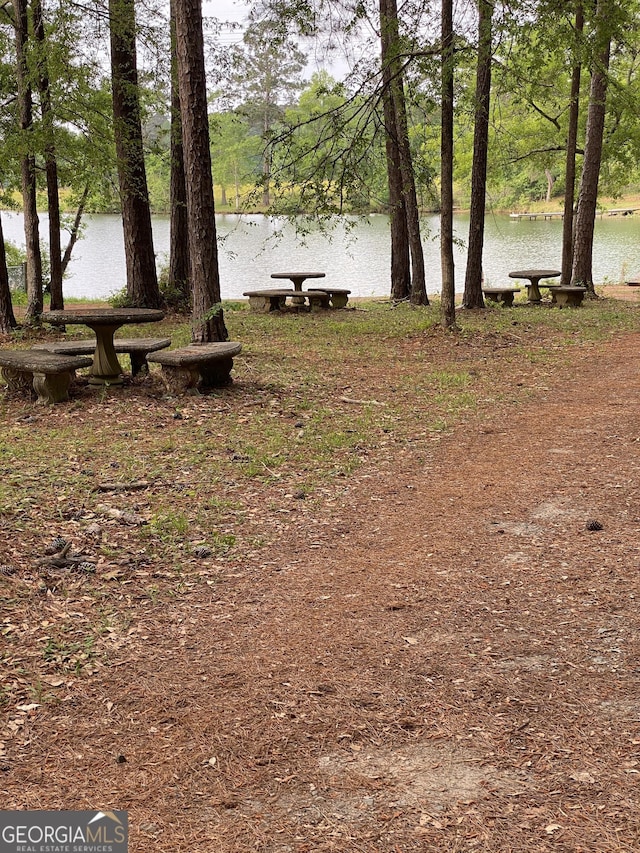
left=3, top=211, right=640, bottom=300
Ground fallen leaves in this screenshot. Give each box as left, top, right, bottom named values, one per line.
left=96, top=504, right=148, bottom=526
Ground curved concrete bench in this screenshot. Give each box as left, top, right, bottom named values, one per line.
left=147, top=342, right=242, bottom=392
left=243, top=289, right=330, bottom=312
left=547, top=286, right=587, bottom=307
left=33, top=337, right=171, bottom=376
left=482, top=287, right=521, bottom=307
left=311, top=287, right=351, bottom=308
left=0, top=350, right=92, bottom=404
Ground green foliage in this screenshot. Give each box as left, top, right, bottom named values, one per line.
left=209, top=110, right=262, bottom=210
left=5, top=240, right=25, bottom=268
left=156, top=259, right=190, bottom=313
left=2, top=0, right=640, bottom=236
left=110, top=259, right=189, bottom=311
left=108, top=286, right=133, bottom=308
left=272, top=72, right=389, bottom=215
left=146, top=151, right=171, bottom=213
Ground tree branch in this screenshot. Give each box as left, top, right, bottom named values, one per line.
left=510, top=145, right=583, bottom=163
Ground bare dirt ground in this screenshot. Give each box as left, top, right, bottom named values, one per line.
left=2, top=291, right=640, bottom=851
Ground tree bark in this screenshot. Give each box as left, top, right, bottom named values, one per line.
left=571, top=0, right=611, bottom=294
left=174, top=0, right=228, bottom=342
left=462, top=0, right=493, bottom=310
left=561, top=4, right=583, bottom=286
left=544, top=169, right=554, bottom=204
left=380, top=0, right=428, bottom=305
left=61, top=184, right=90, bottom=276
left=262, top=130, right=271, bottom=208
left=380, top=0, right=410, bottom=301
left=0, top=214, right=18, bottom=334
left=34, top=0, right=64, bottom=311
left=392, top=77, right=427, bottom=306
left=14, top=0, right=44, bottom=324
left=168, top=0, right=190, bottom=308
left=109, top=0, right=162, bottom=309
left=440, top=0, right=456, bottom=327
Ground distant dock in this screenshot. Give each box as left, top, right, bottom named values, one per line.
left=510, top=211, right=564, bottom=220
left=510, top=207, right=640, bottom=221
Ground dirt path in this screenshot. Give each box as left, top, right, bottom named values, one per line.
left=4, top=330, right=640, bottom=851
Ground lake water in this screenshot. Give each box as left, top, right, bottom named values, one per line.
left=2, top=210, right=640, bottom=300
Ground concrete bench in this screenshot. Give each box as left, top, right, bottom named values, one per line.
left=483, top=287, right=521, bottom=307
left=243, top=289, right=330, bottom=313
left=147, top=342, right=242, bottom=393
left=547, top=286, right=587, bottom=307
left=312, top=287, right=351, bottom=308
left=33, top=337, right=171, bottom=376
left=0, top=350, right=92, bottom=404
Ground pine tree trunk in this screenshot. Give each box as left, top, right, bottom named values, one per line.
left=174, top=0, right=228, bottom=342
left=0, top=214, right=18, bottom=334
left=462, top=0, right=493, bottom=310
left=391, top=75, right=427, bottom=306
left=14, top=0, right=44, bottom=324
left=109, top=0, right=162, bottom=309
left=544, top=170, right=554, bottom=204
left=379, top=0, right=427, bottom=305
left=440, top=0, right=456, bottom=327
left=262, top=149, right=271, bottom=208
left=561, top=4, right=583, bottom=286
left=168, top=0, right=190, bottom=307
left=571, top=1, right=611, bottom=294
left=380, top=0, right=410, bottom=301
left=61, top=185, right=89, bottom=275
left=34, top=0, right=64, bottom=311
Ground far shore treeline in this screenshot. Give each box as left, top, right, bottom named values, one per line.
left=1, top=0, right=638, bottom=331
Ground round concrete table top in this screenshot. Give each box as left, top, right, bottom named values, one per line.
left=508, top=269, right=561, bottom=281
left=43, top=308, right=164, bottom=326
left=42, top=308, right=165, bottom=385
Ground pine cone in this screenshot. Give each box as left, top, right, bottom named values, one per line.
left=193, top=545, right=212, bottom=559
left=45, top=536, right=69, bottom=555
left=586, top=519, right=603, bottom=531
left=0, top=564, right=16, bottom=576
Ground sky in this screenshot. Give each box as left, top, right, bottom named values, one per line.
left=200, top=0, right=354, bottom=80
left=202, top=0, right=247, bottom=21
left=201, top=0, right=249, bottom=53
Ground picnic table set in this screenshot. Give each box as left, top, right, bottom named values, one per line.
left=243, top=272, right=351, bottom=313
left=0, top=307, right=241, bottom=404
left=483, top=268, right=587, bottom=308
left=43, top=307, right=165, bottom=385
left=0, top=269, right=350, bottom=404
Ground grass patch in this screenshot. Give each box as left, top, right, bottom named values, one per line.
left=0, top=294, right=638, bottom=699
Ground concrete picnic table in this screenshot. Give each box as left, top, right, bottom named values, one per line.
left=508, top=269, right=561, bottom=303
left=270, top=272, right=326, bottom=307
left=267, top=272, right=351, bottom=308
left=43, top=307, right=164, bottom=386
left=271, top=271, right=326, bottom=292
left=243, top=288, right=331, bottom=312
